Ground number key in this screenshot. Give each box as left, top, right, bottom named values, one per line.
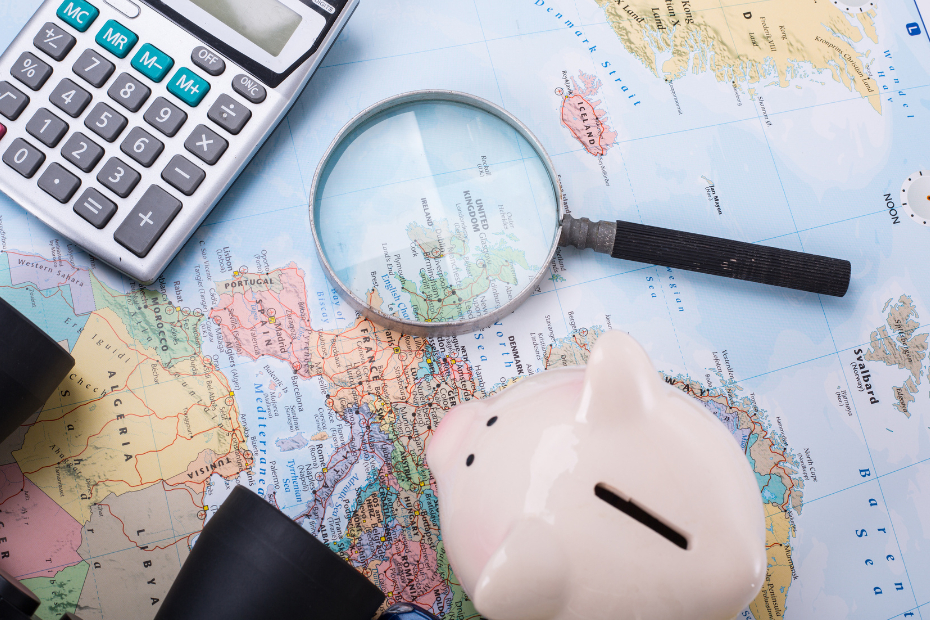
left=50, top=78, right=91, bottom=118
left=121, top=126, right=163, bottom=167
left=84, top=102, right=126, bottom=142
left=61, top=131, right=104, bottom=172
left=3, top=138, right=45, bottom=178
left=97, top=157, right=140, bottom=197
left=72, top=49, right=114, bottom=88
left=13, top=52, right=53, bottom=91
left=108, top=72, right=149, bottom=112
left=34, top=22, right=76, bottom=61
left=26, top=108, right=68, bottom=147
left=143, top=97, right=187, bottom=137
left=0, top=82, right=29, bottom=120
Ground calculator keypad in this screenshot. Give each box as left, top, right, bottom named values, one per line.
left=143, top=96, right=186, bottom=137
left=208, top=94, right=250, bottom=135
left=84, top=101, right=126, bottom=142
left=34, top=23, right=76, bottom=62
left=38, top=162, right=81, bottom=202
left=0, top=0, right=282, bottom=279
left=113, top=185, right=181, bottom=257
left=13, top=52, right=53, bottom=91
left=3, top=138, right=46, bottom=177
left=50, top=78, right=91, bottom=117
left=185, top=124, right=226, bottom=165
left=26, top=108, right=68, bottom=147
left=0, top=82, right=29, bottom=120
left=72, top=48, right=114, bottom=87
left=61, top=131, right=103, bottom=172
left=121, top=126, right=163, bottom=167
left=74, top=188, right=116, bottom=229
left=108, top=72, right=149, bottom=112
left=98, top=156, right=140, bottom=197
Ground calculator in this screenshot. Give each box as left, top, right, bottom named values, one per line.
left=0, top=0, right=358, bottom=284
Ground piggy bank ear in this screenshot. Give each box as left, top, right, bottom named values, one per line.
left=471, top=518, right=568, bottom=620
left=577, top=330, right=661, bottom=425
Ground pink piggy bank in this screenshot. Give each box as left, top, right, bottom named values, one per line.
left=426, top=330, right=765, bottom=620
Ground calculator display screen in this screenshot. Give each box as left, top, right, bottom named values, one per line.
left=189, top=0, right=303, bottom=56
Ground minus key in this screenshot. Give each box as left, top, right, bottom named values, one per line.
left=162, top=154, right=205, bottom=196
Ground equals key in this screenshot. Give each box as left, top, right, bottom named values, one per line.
left=208, top=94, right=251, bottom=135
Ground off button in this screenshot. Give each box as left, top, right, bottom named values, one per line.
left=191, top=46, right=225, bottom=76
left=232, top=74, right=266, bottom=104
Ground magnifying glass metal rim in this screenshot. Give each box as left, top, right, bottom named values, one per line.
left=309, top=90, right=564, bottom=338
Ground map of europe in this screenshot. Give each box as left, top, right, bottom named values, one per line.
left=0, top=0, right=928, bottom=618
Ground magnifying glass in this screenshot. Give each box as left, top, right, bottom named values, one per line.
left=310, top=91, right=850, bottom=337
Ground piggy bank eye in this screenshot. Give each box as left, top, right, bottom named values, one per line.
left=466, top=454, right=475, bottom=466
left=486, top=416, right=498, bottom=427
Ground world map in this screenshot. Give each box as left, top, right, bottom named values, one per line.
left=0, top=0, right=928, bottom=619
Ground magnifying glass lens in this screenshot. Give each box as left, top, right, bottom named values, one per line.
left=313, top=99, right=560, bottom=329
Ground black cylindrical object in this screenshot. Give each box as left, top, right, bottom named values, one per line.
left=611, top=220, right=851, bottom=297
left=155, top=486, right=385, bottom=620
left=0, top=297, right=75, bottom=442
left=0, top=566, right=40, bottom=620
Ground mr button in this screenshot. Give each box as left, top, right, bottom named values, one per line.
left=114, top=185, right=181, bottom=257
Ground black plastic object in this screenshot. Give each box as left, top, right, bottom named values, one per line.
left=612, top=220, right=851, bottom=297
left=0, top=566, right=39, bottom=620
left=0, top=297, right=75, bottom=443
left=382, top=603, right=441, bottom=620
left=154, top=486, right=385, bottom=620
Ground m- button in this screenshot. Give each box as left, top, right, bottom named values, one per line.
left=192, top=46, right=225, bottom=76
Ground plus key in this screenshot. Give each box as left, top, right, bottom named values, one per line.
left=113, top=186, right=182, bottom=258
left=184, top=124, right=227, bottom=165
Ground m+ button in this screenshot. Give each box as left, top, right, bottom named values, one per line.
left=114, top=186, right=182, bottom=258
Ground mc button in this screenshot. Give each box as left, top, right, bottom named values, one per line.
left=57, top=0, right=99, bottom=33
left=167, top=68, right=209, bottom=107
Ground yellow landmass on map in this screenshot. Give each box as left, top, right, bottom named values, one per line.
left=595, top=0, right=880, bottom=112
left=13, top=309, right=249, bottom=524
left=750, top=502, right=794, bottom=619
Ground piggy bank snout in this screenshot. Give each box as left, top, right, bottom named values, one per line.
left=427, top=401, right=485, bottom=480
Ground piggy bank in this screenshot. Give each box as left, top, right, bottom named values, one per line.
left=426, top=330, right=765, bottom=620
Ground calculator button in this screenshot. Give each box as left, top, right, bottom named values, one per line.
left=208, top=94, right=251, bottom=135
left=232, top=74, right=266, bottom=104
left=50, top=79, right=91, bottom=117
left=84, top=102, right=126, bottom=143
left=167, top=68, right=210, bottom=107
left=74, top=187, right=116, bottom=228
left=114, top=185, right=181, bottom=257
left=26, top=108, right=69, bottom=147
left=0, top=82, right=29, bottom=120
left=184, top=125, right=227, bottom=165
left=34, top=23, right=77, bottom=62
left=3, top=138, right=45, bottom=178
left=192, top=46, right=225, bottom=76
left=95, top=20, right=138, bottom=59
left=72, top=49, right=114, bottom=88
left=98, top=156, right=140, bottom=197
left=131, top=44, right=174, bottom=83
left=108, top=73, right=149, bottom=112
left=162, top=155, right=204, bottom=196
left=121, top=126, right=163, bottom=167
left=38, top=163, right=81, bottom=203
left=57, top=0, right=99, bottom=32
left=143, top=97, right=186, bottom=137
left=61, top=132, right=103, bottom=172
left=12, top=53, right=53, bottom=92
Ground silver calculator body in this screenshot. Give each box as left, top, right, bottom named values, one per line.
left=0, top=0, right=358, bottom=284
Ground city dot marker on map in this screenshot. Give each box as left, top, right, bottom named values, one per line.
left=269, top=317, right=276, bottom=323
left=322, top=467, right=328, bottom=472
left=233, top=271, right=239, bottom=276
left=229, top=391, right=234, bottom=396
left=203, top=505, right=208, bottom=510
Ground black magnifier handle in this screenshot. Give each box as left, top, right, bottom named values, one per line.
left=560, top=215, right=850, bottom=297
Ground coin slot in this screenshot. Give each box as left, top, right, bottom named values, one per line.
left=594, top=483, right=689, bottom=550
